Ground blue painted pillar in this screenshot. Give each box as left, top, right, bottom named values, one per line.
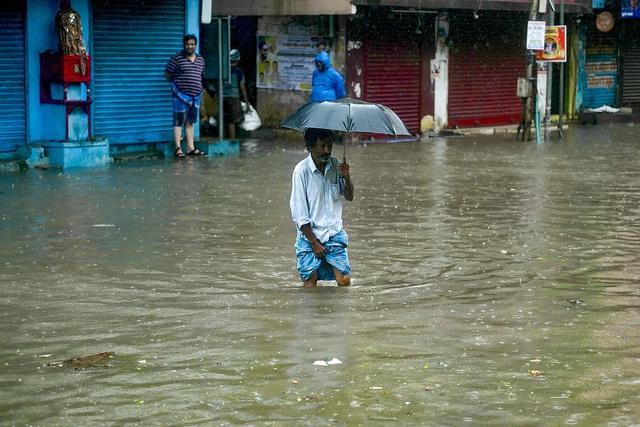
left=26, top=0, right=92, bottom=143
left=186, top=0, right=201, bottom=139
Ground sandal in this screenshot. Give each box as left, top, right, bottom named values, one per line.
left=186, top=148, right=206, bottom=156
left=174, top=147, right=186, bottom=158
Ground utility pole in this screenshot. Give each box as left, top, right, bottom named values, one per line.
left=557, top=0, right=565, bottom=139
left=544, top=5, right=554, bottom=139
left=519, top=0, right=539, bottom=141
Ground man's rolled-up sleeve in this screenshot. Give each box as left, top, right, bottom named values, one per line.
left=290, top=167, right=310, bottom=230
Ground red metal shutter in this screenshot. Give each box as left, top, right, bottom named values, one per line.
left=448, top=13, right=524, bottom=127
left=364, top=32, right=422, bottom=133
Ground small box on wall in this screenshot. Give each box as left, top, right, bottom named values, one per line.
left=40, top=52, right=91, bottom=83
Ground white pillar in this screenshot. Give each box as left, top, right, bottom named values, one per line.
left=432, top=14, right=449, bottom=132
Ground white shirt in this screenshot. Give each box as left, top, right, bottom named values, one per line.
left=290, top=155, right=345, bottom=243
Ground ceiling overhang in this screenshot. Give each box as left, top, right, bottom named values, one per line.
left=209, top=0, right=356, bottom=16
left=353, top=0, right=591, bottom=13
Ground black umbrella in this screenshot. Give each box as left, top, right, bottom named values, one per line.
left=280, top=97, right=411, bottom=160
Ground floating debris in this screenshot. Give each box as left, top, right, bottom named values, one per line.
left=46, top=351, right=115, bottom=369
left=313, top=358, right=342, bottom=366
left=528, top=370, right=544, bottom=377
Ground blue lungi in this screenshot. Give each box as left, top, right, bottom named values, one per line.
left=295, top=230, right=351, bottom=281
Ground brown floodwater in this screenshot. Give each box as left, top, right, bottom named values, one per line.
left=0, top=124, right=639, bottom=425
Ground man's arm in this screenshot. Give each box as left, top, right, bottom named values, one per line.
left=165, top=55, right=177, bottom=82
left=339, top=161, right=354, bottom=201
left=290, top=166, right=326, bottom=258
left=201, top=58, right=206, bottom=93
left=240, top=79, right=249, bottom=104
left=300, top=223, right=326, bottom=258
left=334, top=72, right=345, bottom=99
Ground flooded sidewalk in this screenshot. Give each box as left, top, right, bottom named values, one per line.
left=1, top=125, right=639, bottom=425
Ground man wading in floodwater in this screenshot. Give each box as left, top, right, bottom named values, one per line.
left=290, top=128, right=355, bottom=287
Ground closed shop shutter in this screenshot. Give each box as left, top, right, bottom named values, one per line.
left=621, top=22, right=640, bottom=106
left=448, top=12, right=525, bottom=127
left=93, top=0, right=185, bottom=144
left=582, top=25, right=618, bottom=109
left=364, top=16, right=423, bottom=133
left=0, top=0, right=26, bottom=154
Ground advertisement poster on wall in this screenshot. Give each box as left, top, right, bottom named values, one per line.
left=621, top=0, right=640, bottom=18
left=535, top=25, right=567, bottom=62
left=256, top=34, right=333, bottom=91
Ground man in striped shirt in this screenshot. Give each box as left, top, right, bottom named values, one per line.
left=165, top=34, right=206, bottom=157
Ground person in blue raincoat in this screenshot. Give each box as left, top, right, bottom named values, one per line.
left=310, top=51, right=345, bottom=102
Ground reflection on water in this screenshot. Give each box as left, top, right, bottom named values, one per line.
left=1, top=125, right=639, bottom=424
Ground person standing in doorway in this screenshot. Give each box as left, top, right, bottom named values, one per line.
left=222, top=49, right=250, bottom=139
left=310, top=51, right=345, bottom=102
left=165, top=34, right=206, bottom=157
left=290, top=128, right=355, bottom=287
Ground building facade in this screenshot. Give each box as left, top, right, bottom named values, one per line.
left=0, top=0, right=200, bottom=162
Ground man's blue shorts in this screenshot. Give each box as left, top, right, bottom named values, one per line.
left=172, top=97, right=199, bottom=126
left=295, top=230, right=351, bottom=281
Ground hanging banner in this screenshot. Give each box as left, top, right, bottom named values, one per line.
left=621, top=0, right=640, bottom=18
left=257, top=34, right=333, bottom=91
left=536, top=25, right=567, bottom=62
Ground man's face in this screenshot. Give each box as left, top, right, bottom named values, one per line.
left=184, top=39, right=197, bottom=55
left=315, top=60, right=324, bottom=71
left=311, top=136, right=333, bottom=165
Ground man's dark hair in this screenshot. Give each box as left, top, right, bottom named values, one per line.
left=304, top=128, right=334, bottom=151
left=183, top=34, right=198, bottom=44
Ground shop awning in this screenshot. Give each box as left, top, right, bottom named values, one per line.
left=207, top=0, right=356, bottom=16
left=352, top=0, right=591, bottom=13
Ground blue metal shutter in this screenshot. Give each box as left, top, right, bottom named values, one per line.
left=93, top=0, right=185, bottom=144
left=0, top=1, right=26, bottom=154
left=582, top=26, right=618, bottom=109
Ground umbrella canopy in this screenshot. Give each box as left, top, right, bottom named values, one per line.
left=280, top=98, right=411, bottom=136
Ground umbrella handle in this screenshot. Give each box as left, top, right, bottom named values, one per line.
left=343, top=132, right=347, bottom=163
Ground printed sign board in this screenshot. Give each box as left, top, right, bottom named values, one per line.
left=535, top=25, right=567, bottom=62
left=526, top=21, right=546, bottom=50
left=621, top=0, right=640, bottom=18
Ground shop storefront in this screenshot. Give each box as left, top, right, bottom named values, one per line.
left=620, top=19, right=640, bottom=107
left=447, top=11, right=526, bottom=127
left=92, top=0, right=186, bottom=144
left=0, top=0, right=26, bottom=156
left=346, top=8, right=433, bottom=134
left=581, top=15, right=618, bottom=109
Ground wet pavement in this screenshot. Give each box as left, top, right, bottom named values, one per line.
left=1, top=124, right=639, bottom=425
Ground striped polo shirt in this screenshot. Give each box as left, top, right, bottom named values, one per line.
left=165, top=51, right=205, bottom=97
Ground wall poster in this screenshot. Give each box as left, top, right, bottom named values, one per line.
left=535, top=25, right=567, bottom=62
left=257, top=34, right=333, bottom=91
left=621, top=0, right=640, bottom=18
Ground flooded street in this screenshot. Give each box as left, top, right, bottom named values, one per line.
left=1, top=125, right=639, bottom=425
